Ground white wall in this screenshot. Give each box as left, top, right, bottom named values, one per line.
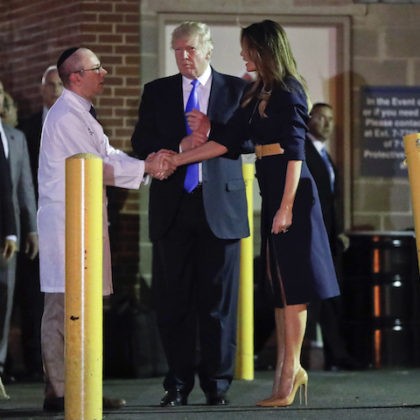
left=163, top=23, right=337, bottom=106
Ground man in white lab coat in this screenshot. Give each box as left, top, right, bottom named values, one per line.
left=38, top=47, right=171, bottom=412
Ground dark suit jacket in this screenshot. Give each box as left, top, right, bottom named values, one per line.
left=131, top=69, right=250, bottom=241
left=0, top=139, right=16, bottom=239
left=19, top=110, right=43, bottom=200
left=3, top=124, right=37, bottom=247
left=305, top=137, right=340, bottom=252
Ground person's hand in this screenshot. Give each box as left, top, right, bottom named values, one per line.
left=145, top=150, right=177, bottom=180
left=338, top=232, right=350, bottom=252
left=2, top=238, right=17, bottom=260
left=180, top=131, right=208, bottom=152
left=186, top=109, right=210, bottom=134
left=271, top=205, right=292, bottom=235
left=25, top=232, right=39, bottom=260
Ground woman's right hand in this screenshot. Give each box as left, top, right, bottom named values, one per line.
left=272, top=205, right=292, bottom=235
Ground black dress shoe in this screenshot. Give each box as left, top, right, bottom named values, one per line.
left=43, top=396, right=64, bottom=412
left=160, top=389, right=187, bottom=407
left=103, top=396, right=126, bottom=409
left=43, top=396, right=125, bottom=412
left=206, top=393, right=229, bottom=405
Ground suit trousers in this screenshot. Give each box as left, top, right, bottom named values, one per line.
left=153, top=189, right=240, bottom=396
left=0, top=254, right=17, bottom=372
left=41, top=293, right=65, bottom=398
left=15, top=254, right=43, bottom=375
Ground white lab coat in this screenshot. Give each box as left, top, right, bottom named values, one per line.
left=38, top=88, right=144, bottom=294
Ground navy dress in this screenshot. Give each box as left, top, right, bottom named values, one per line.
left=212, top=77, right=340, bottom=307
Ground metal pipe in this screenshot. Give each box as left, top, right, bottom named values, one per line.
left=65, top=153, right=103, bottom=419
left=235, top=161, right=254, bottom=380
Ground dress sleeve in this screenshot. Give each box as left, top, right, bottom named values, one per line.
left=209, top=103, right=253, bottom=156
left=265, top=82, right=308, bottom=161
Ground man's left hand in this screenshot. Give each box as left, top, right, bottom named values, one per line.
left=25, top=232, right=39, bottom=260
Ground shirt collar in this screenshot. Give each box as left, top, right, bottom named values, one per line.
left=307, top=132, right=326, bottom=154
left=62, top=88, right=92, bottom=112
left=182, top=64, right=212, bottom=89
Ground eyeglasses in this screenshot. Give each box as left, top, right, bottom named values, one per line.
left=74, top=64, right=103, bottom=75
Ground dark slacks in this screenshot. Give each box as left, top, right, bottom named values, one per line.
left=0, top=254, right=17, bottom=372
left=14, top=254, right=43, bottom=376
left=152, top=189, right=240, bottom=396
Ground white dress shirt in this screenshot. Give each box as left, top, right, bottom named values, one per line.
left=0, top=120, right=9, bottom=158
left=182, top=65, right=212, bottom=182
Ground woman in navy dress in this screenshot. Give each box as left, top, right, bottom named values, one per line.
left=168, top=20, right=340, bottom=407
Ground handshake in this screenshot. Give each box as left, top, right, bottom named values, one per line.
left=144, top=149, right=178, bottom=180
left=143, top=110, right=210, bottom=181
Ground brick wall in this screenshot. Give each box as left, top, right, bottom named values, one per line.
left=4, top=0, right=420, bottom=286
left=0, top=0, right=142, bottom=288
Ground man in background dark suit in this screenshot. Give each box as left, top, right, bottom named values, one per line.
left=0, top=79, right=37, bottom=387
left=20, top=65, right=63, bottom=200
left=0, top=142, right=16, bottom=249
left=0, top=133, right=17, bottom=399
left=305, top=102, right=360, bottom=371
left=15, top=66, right=62, bottom=381
left=131, top=21, right=250, bottom=406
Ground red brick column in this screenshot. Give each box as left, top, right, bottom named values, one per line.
left=0, top=0, right=142, bottom=286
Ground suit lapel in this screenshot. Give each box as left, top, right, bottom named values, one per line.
left=171, top=74, right=188, bottom=139
left=307, top=139, right=334, bottom=178
left=207, top=69, right=223, bottom=119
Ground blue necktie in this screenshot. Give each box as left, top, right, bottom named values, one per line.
left=320, top=148, right=335, bottom=192
left=183, top=79, right=200, bottom=192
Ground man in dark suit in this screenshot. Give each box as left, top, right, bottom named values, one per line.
left=15, top=65, right=62, bottom=381
left=0, top=143, right=16, bottom=250
left=305, top=102, right=359, bottom=371
left=20, top=65, right=63, bottom=200
left=0, top=131, right=17, bottom=399
left=131, top=21, right=250, bottom=406
left=0, top=79, right=38, bottom=387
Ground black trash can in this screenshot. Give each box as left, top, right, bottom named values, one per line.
left=342, top=231, right=420, bottom=368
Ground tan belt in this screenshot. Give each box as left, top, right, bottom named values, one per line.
left=255, top=143, right=285, bottom=159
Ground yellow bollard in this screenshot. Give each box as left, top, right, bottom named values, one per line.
left=65, top=153, right=103, bottom=420
left=235, top=161, right=254, bottom=380
left=403, top=133, right=420, bottom=271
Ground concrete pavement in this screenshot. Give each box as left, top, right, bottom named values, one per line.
left=2, top=369, right=420, bottom=419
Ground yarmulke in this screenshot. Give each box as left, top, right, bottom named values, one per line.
left=57, top=47, right=80, bottom=69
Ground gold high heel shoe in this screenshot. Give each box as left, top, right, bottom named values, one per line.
left=256, top=377, right=281, bottom=406
left=256, top=395, right=275, bottom=406
left=256, top=368, right=308, bottom=407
